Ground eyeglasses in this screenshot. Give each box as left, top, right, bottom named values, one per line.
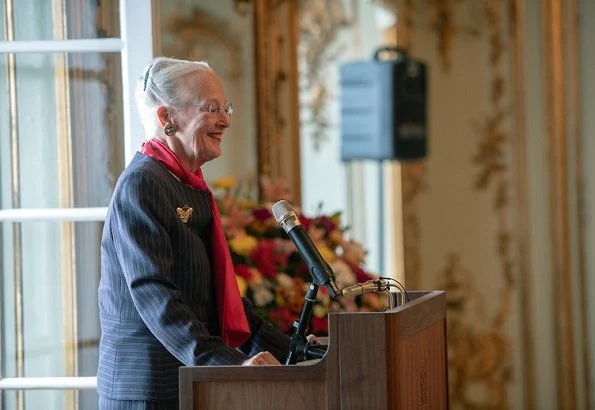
left=197, top=101, right=234, bottom=117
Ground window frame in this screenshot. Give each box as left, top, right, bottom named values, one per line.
left=0, top=0, right=153, bottom=398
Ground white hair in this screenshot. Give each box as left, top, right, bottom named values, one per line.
left=134, top=57, right=213, bottom=138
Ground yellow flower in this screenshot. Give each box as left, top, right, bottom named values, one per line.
left=236, top=276, right=247, bottom=297
left=316, top=289, right=331, bottom=306
left=212, top=176, right=238, bottom=190
left=275, top=292, right=287, bottom=307
left=237, top=198, right=256, bottom=209
left=330, top=212, right=342, bottom=227
left=229, top=235, right=259, bottom=256
left=313, top=304, right=328, bottom=318
left=316, top=244, right=337, bottom=263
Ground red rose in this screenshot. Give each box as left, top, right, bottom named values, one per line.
left=314, top=215, right=336, bottom=232
left=250, top=240, right=278, bottom=279
left=299, top=214, right=312, bottom=230
left=291, top=260, right=309, bottom=280
left=310, top=316, right=328, bottom=335
left=252, top=208, right=273, bottom=220
left=234, top=264, right=253, bottom=281
left=268, top=306, right=296, bottom=333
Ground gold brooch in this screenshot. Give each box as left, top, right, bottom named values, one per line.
left=176, top=205, right=193, bottom=223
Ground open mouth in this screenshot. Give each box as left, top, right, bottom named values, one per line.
left=207, top=133, right=222, bottom=141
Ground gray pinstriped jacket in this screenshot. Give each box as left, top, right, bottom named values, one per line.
left=98, top=153, right=290, bottom=401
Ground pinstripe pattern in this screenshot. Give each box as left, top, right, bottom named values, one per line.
left=99, top=397, right=178, bottom=410
left=98, top=153, right=290, bottom=404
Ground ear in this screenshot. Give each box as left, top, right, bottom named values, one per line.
left=156, top=106, right=170, bottom=126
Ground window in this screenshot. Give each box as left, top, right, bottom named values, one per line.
left=0, top=1, right=152, bottom=409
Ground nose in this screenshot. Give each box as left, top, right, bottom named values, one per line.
left=217, top=112, right=231, bottom=128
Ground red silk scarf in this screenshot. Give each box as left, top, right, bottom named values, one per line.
left=141, top=138, right=251, bottom=348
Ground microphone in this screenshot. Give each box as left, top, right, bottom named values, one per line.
left=341, top=279, right=390, bottom=297
left=272, top=200, right=341, bottom=299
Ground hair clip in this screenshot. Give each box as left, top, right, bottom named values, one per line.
left=143, top=63, right=154, bottom=91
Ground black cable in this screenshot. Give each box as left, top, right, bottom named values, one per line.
left=379, top=276, right=411, bottom=302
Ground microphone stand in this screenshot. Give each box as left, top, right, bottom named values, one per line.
left=285, top=284, right=327, bottom=364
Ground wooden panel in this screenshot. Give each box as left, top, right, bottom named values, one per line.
left=336, top=313, right=389, bottom=410
left=324, top=317, right=341, bottom=410
left=180, top=363, right=326, bottom=409
left=388, top=320, right=448, bottom=410
left=181, top=291, right=448, bottom=410
left=393, top=291, right=446, bottom=339
left=386, top=292, right=448, bottom=409
left=195, top=381, right=326, bottom=410
left=182, top=363, right=325, bottom=381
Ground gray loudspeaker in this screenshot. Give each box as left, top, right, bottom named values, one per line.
left=339, top=48, right=427, bottom=161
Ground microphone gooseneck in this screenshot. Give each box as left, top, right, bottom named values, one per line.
left=341, top=279, right=390, bottom=297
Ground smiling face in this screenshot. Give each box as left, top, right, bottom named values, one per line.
left=157, top=69, right=231, bottom=172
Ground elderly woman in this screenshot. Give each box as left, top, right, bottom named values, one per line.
left=97, top=57, right=290, bottom=409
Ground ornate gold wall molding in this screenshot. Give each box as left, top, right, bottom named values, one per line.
left=400, top=162, right=425, bottom=290
left=426, top=0, right=458, bottom=71
left=393, top=0, right=426, bottom=290
left=509, top=0, right=536, bottom=408
left=155, top=0, right=301, bottom=203
left=165, top=8, right=243, bottom=78
left=542, top=0, right=583, bottom=407
left=439, top=254, right=511, bottom=409
left=379, top=0, right=481, bottom=72
left=466, top=2, right=514, bottom=407
left=299, top=0, right=352, bottom=150
left=253, top=0, right=301, bottom=203
left=568, top=0, right=592, bottom=403
left=396, top=0, right=520, bottom=406
left=397, top=0, right=590, bottom=407
left=389, top=0, right=483, bottom=290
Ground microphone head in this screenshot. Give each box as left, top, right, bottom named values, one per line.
left=272, top=200, right=301, bottom=234
left=271, top=200, right=294, bottom=223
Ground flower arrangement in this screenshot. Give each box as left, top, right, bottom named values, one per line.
left=212, top=175, right=386, bottom=336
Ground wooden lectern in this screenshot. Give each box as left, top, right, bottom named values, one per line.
left=179, top=290, right=448, bottom=410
